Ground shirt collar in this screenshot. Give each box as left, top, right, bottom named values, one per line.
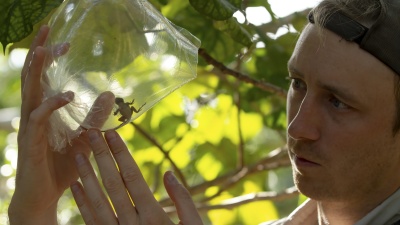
left=282, top=188, right=400, bottom=225
left=355, top=188, right=400, bottom=225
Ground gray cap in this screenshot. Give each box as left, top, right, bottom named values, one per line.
left=308, top=0, right=400, bottom=75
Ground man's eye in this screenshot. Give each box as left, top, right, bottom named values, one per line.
left=329, top=97, right=349, bottom=109
left=288, top=77, right=306, bottom=90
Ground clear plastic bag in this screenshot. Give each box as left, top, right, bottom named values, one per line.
left=43, top=0, right=200, bottom=152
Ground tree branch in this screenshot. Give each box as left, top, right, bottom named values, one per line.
left=256, top=8, right=311, bottom=34
left=198, top=48, right=287, bottom=98
left=164, top=186, right=298, bottom=214
left=131, top=122, right=189, bottom=188
left=159, top=146, right=290, bottom=206
left=199, top=146, right=290, bottom=203
left=192, top=146, right=289, bottom=194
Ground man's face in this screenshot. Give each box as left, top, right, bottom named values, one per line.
left=287, top=24, right=400, bottom=202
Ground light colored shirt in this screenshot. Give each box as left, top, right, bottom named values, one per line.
left=261, top=188, right=400, bottom=225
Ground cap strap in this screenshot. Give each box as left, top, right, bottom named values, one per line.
left=308, top=11, right=369, bottom=44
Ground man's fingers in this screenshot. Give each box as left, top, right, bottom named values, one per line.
left=80, top=91, right=115, bottom=131
left=74, top=153, right=118, bottom=225
left=163, top=171, right=203, bottom=225
left=20, top=25, right=70, bottom=135
left=18, top=91, right=74, bottom=170
left=21, top=26, right=69, bottom=91
left=25, top=91, right=74, bottom=135
left=23, top=91, right=74, bottom=150
left=87, top=129, right=137, bottom=224
left=63, top=91, right=116, bottom=165
left=45, top=42, right=70, bottom=66
left=20, top=46, right=47, bottom=135
left=40, top=42, right=70, bottom=86
left=104, top=130, right=163, bottom=214
left=21, top=25, right=49, bottom=92
left=70, top=182, right=99, bottom=225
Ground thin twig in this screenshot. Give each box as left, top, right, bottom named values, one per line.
left=235, top=92, right=245, bottom=169
left=198, top=48, right=287, bottom=98
left=233, top=49, right=245, bottom=170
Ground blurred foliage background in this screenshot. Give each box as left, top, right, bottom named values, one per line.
left=0, top=0, right=312, bottom=224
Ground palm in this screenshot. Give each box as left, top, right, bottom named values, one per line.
left=51, top=136, right=91, bottom=197
left=12, top=131, right=91, bottom=215
left=44, top=93, right=114, bottom=201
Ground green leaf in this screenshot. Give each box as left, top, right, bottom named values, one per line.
left=0, top=0, right=62, bottom=51
left=196, top=152, right=223, bottom=180
left=161, top=0, right=190, bottom=19
left=147, top=0, right=168, bottom=11
left=170, top=5, right=244, bottom=63
left=246, top=0, right=275, bottom=19
left=291, top=11, right=309, bottom=32
left=189, top=0, right=242, bottom=21
left=10, top=7, right=55, bottom=51
left=254, top=32, right=297, bottom=89
left=238, top=182, right=279, bottom=223
left=213, top=17, right=253, bottom=47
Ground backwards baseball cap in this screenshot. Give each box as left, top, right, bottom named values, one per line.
left=308, top=0, right=400, bottom=75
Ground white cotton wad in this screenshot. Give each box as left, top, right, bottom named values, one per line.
left=42, top=0, right=200, bottom=152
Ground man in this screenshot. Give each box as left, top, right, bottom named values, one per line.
left=9, top=0, right=400, bottom=225
left=266, top=0, right=400, bottom=224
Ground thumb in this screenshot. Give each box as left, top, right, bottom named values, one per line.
left=163, top=171, right=203, bottom=225
left=23, top=91, right=74, bottom=165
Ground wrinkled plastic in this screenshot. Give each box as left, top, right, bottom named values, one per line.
left=43, top=0, right=200, bottom=152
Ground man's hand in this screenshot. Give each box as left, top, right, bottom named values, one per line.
left=71, top=129, right=203, bottom=225
left=8, top=25, right=115, bottom=225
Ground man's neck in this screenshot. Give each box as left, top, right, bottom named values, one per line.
left=317, top=201, right=365, bottom=225
left=316, top=193, right=391, bottom=225
left=314, top=183, right=400, bottom=225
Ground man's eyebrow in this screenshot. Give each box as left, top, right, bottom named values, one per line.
left=319, top=82, right=360, bottom=105
left=287, top=63, right=304, bottom=78
left=287, top=62, right=360, bottom=105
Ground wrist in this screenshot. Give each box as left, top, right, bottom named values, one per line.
left=8, top=202, right=58, bottom=225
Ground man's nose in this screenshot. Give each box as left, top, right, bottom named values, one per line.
left=287, top=98, right=320, bottom=141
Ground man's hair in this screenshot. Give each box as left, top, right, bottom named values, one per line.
left=311, top=0, right=400, bottom=135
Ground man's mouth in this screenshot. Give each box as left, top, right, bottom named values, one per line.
left=292, top=154, right=320, bottom=168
